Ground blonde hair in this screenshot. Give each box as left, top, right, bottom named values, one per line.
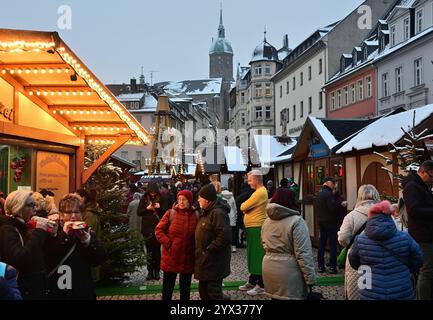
left=32, top=192, right=46, bottom=212
left=212, top=181, right=222, bottom=194
left=356, top=184, right=380, bottom=205
left=4, top=190, right=33, bottom=217
left=248, top=170, right=263, bottom=184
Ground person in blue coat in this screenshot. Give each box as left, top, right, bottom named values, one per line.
left=0, top=262, right=22, bottom=300
left=349, top=200, right=423, bottom=300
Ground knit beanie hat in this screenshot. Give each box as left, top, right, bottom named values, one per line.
left=198, top=184, right=217, bottom=202
left=177, top=190, right=193, bottom=205
left=4, top=190, right=33, bottom=217
left=368, top=200, right=393, bottom=218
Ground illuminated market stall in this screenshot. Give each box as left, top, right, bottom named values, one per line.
left=0, top=29, right=150, bottom=204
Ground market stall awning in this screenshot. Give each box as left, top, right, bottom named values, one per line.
left=223, top=146, right=247, bottom=172
left=0, top=29, right=152, bottom=185
left=0, top=29, right=150, bottom=145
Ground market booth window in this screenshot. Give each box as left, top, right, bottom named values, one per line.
left=0, top=29, right=151, bottom=202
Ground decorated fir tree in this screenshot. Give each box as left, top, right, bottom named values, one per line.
left=374, top=110, right=432, bottom=201
left=84, top=144, right=146, bottom=285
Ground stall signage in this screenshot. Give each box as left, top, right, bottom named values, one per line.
left=311, top=143, right=329, bottom=158
left=0, top=101, right=14, bottom=122
left=36, top=151, right=70, bottom=206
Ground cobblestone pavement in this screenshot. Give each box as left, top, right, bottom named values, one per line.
left=98, top=248, right=344, bottom=300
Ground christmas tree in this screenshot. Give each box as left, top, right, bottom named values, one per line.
left=374, top=110, right=432, bottom=201
left=84, top=144, right=146, bottom=285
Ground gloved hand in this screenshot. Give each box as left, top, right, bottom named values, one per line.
left=75, top=227, right=92, bottom=247
left=29, top=216, right=55, bottom=233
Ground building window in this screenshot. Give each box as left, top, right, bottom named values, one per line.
left=300, top=101, right=304, bottom=118
left=337, top=90, right=342, bottom=109
left=350, top=83, right=356, bottom=103
left=366, top=76, right=372, bottom=98
left=308, top=66, right=312, bottom=80
left=416, top=9, right=423, bottom=34
left=395, top=67, right=403, bottom=92
left=136, top=151, right=142, bottom=161
left=265, top=106, right=271, bottom=119
left=344, top=87, right=348, bottom=106
left=255, top=106, right=263, bottom=120
left=331, top=92, right=336, bottom=111
left=364, top=47, right=368, bottom=61
left=319, top=59, right=323, bottom=74
left=293, top=105, right=296, bottom=121
left=121, top=151, right=129, bottom=160
left=279, top=85, right=282, bottom=98
left=382, top=73, right=389, bottom=97
left=255, top=83, right=263, bottom=97
left=265, top=64, right=271, bottom=75
left=241, top=92, right=245, bottom=104
left=300, top=72, right=304, bottom=86
left=286, top=81, right=289, bottom=94
left=319, top=91, right=323, bottom=110
left=255, top=64, right=262, bottom=76
left=404, top=18, right=410, bottom=40
left=265, top=83, right=271, bottom=96
left=308, top=97, right=312, bottom=114
left=414, top=58, right=423, bottom=86
left=390, top=25, right=396, bottom=46
left=241, top=112, right=246, bottom=125
left=358, top=79, right=364, bottom=100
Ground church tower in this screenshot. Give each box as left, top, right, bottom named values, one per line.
left=209, top=6, right=233, bottom=129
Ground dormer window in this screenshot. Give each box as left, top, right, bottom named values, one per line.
left=390, top=26, right=396, bottom=46
left=353, top=51, right=357, bottom=66
left=364, top=47, right=368, bottom=61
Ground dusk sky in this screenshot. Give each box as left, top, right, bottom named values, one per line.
left=1, top=0, right=364, bottom=84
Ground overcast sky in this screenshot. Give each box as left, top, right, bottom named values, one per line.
left=1, top=0, right=365, bottom=84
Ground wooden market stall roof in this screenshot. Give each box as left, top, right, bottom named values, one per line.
left=0, top=29, right=151, bottom=185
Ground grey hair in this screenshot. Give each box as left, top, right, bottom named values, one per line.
left=356, top=184, right=380, bottom=204
left=248, top=170, right=263, bottom=183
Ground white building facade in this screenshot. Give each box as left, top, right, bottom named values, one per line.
left=376, top=0, right=433, bottom=114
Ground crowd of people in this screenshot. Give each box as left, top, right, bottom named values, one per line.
left=1, top=160, right=433, bottom=301
left=0, top=189, right=107, bottom=300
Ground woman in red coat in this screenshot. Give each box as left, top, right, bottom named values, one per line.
left=155, top=190, right=199, bottom=300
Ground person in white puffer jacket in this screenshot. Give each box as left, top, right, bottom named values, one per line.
left=338, top=184, right=380, bottom=300
left=221, top=188, right=238, bottom=253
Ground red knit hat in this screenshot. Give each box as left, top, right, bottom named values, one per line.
left=368, top=200, right=392, bottom=218
left=177, top=190, right=193, bottom=206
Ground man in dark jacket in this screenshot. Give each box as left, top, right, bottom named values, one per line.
left=403, top=160, right=433, bottom=300
left=137, top=182, right=164, bottom=281
left=235, top=183, right=254, bottom=248
left=315, top=177, right=339, bottom=274
left=195, top=184, right=231, bottom=300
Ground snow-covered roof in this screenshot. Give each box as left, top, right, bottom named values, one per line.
left=224, top=146, right=247, bottom=172
left=364, top=40, right=379, bottom=46
left=278, top=48, right=291, bottom=61
left=116, top=92, right=145, bottom=102
left=251, top=40, right=280, bottom=63
left=376, top=26, right=433, bottom=63
left=163, top=79, right=222, bottom=97
left=342, top=54, right=353, bottom=58
left=184, top=164, right=197, bottom=176
left=253, top=135, right=297, bottom=167
left=309, top=117, right=339, bottom=149
left=336, top=104, right=433, bottom=153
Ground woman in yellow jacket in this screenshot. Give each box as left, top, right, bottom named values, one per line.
left=238, top=170, right=268, bottom=296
